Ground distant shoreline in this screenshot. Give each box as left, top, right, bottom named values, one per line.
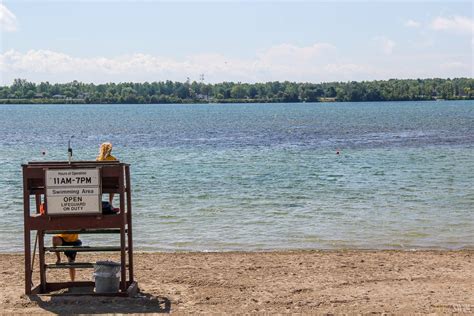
left=2, top=246, right=473, bottom=254
left=0, top=97, right=472, bottom=105
left=1, top=77, right=472, bottom=104
left=1, top=249, right=474, bottom=254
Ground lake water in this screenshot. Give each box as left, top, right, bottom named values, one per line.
left=0, top=101, right=473, bottom=252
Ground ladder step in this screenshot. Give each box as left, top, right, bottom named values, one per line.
left=46, top=262, right=95, bottom=269
left=46, top=262, right=129, bottom=269
left=45, top=246, right=124, bottom=252
left=45, top=229, right=124, bottom=234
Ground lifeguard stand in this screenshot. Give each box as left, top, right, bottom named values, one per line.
left=22, top=161, right=137, bottom=296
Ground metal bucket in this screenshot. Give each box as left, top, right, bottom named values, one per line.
left=94, top=261, right=121, bottom=293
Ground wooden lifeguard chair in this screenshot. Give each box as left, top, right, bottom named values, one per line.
left=22, top=160, right=137, bottom=296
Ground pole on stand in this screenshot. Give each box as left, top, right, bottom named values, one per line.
left=68, top=136, right=74, bottom=164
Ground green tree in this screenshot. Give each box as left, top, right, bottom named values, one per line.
left=230, top=85, right=247, bottom=99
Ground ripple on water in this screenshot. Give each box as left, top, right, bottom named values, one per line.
left=0, top=101, right=473, bottom=251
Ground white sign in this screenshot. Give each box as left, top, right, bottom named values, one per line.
left=46, top=169, right=101, bottom=215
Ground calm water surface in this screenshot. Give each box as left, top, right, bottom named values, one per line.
left=0, top=101, right=473, bottom=251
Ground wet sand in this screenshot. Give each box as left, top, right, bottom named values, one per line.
left=0, top=250, right=473, bottom=314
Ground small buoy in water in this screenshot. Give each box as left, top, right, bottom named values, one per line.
left=336, top=149, right=340, bottom=155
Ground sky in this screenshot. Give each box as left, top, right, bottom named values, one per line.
left=0, top=0, right=473, bottom=84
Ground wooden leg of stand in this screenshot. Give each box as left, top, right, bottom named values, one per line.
left=24, top=227, right=32, bottom=295
left=120, top=227, right=127, bottom=291
left=38, top=230, right=47, bottom=293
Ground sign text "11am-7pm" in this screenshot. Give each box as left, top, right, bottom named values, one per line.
left=52, top=177, right=93, bottom=185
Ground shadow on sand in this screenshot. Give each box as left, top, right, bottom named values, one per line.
left=28, top=291, right=171, bottom=314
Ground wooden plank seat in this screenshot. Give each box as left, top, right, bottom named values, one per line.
left=46, top=262, right=95, bottom=269
left=44, top=229, right=123, bottom=234
left=45, top=246, right=123, bottom=252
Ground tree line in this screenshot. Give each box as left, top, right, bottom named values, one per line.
left=0, top=78, right=472, bottom=104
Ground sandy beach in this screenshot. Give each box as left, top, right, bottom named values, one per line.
left=0, top=250, right=472, bottom=314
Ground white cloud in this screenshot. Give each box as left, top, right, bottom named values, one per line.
left=257, top=43, right=335, bottom=64
left=0, top=44, right=343, bottom=84
left=324, top=63, right=372, bottom=73
left=0, top=4, right=17, bottom=32
left=430, top=15, right=474, bottom=34
left=251, top=43, right=336, bottom=80
left=323, top=63, right=380, bottom=79
left=0, top=43, right=471, bottom=84
left=439, top=61, right=469, bottom=70
left=373, top=36, right=396, bottom=55
left=405, top=19, right=421, bottom=28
